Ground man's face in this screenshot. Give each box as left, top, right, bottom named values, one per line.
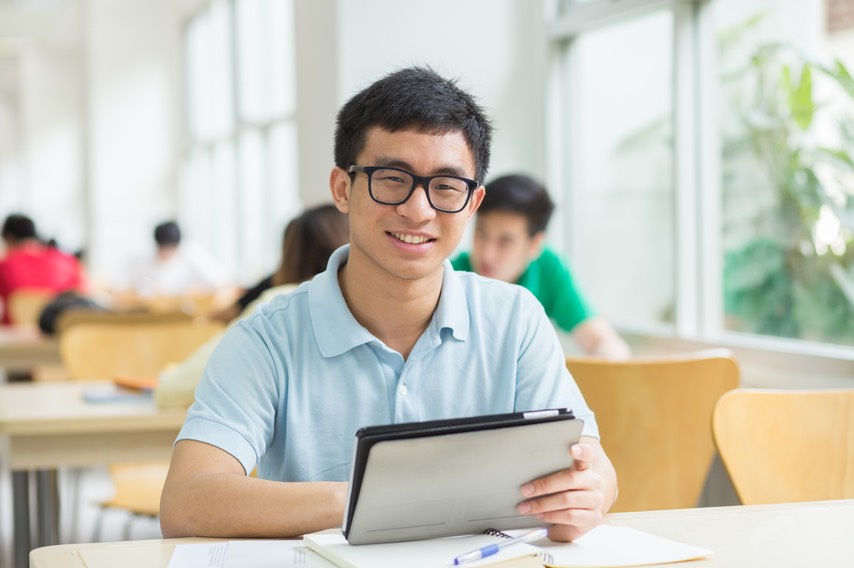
left=332, top=126, right=484, bottom=283
left=157, top=245, right=179, bottom=262
left=471, top=211, right=542, bottom=283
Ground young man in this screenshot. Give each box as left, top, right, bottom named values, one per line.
left=122, top=221, right=231, bottom=298
left=0, top=213, right=86, bottom=324
left=160, top=67, right=617, bottom=543
left=453, top=174, right=630, bottom=359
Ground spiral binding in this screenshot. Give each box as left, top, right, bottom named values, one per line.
left=481, top=528, right=554, bottom=564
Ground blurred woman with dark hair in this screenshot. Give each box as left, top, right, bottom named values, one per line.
left=212, top=204, right=349, bottom=324
left=156, top=204, right=348, bottom=407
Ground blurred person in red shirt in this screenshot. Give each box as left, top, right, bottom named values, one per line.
left=0, top=213, right=86, bottom=325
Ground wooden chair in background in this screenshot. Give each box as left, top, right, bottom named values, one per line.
left=566, top=349, right=740, bottom=512
left=6, top=288, right=70, bottom=380
left=58, top=316, right=224, bottom=540
left=7, top=288, right=56, bottom=327
left=54, top=309, right=193, bottom=335
left=713, top=388, right=854, bottom=505
left=59, top=317, right=222, bottom=380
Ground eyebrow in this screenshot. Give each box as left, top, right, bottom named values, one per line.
left=372, top=156, right=473, bottom=179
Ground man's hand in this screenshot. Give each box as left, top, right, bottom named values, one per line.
left=516, top=439, right=617, bottom=542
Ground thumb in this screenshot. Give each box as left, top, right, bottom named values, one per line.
left=571, top=443, right=592, bottom=471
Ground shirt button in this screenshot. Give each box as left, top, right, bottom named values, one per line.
left=398, top=385, right=408, bottom=396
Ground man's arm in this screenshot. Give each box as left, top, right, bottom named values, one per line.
left=160, top=440, right=348, bottom=538
left=572, top=316, right=631, bottom=360
left=516, top=436, right=618, bottom=542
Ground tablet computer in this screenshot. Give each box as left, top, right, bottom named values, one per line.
left=342, top=408, right=583, bottom=544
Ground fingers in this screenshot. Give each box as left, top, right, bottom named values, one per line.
left=570, top=443, right=591, bottom=470
left=517, top=469, right=605, bottom=515
left=516, top=442, right=605, bottom=541
left=520, top=444, right=595, bottom=499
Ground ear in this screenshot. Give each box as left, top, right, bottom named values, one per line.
left=329, top=167, right=351, bottom=214
left=464, top=186, right=486, bottom=220
left=529, top=231, right=546, bottom=259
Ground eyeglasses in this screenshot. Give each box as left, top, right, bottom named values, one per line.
left=348, top=165, right=479, bottom=214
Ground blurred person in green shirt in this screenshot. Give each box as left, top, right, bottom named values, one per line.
left=452, top=174, right=630, bottom=359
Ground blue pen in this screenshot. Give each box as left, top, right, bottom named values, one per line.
left=452, top=527, right=548, bottom=565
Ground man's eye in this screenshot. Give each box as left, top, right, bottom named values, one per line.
left=378, top=175, right=407, bottom=184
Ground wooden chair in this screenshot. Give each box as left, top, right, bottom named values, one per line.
left=59, top=317, right=223, bottom=380
left=91, top=461, right=171, bottom=540
left=7, top=288, right=56, bottom=327
left=566, top=349, right=740, bottom=512
left=54, top=309, right=193, bottom=335
left=713, top=388, right=854, bottom=505
left=58, top=317, right=223, bottom=540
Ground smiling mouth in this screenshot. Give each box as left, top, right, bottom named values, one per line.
left=389, top=232, right=434, bottom=245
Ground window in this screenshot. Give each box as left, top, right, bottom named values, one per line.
left=717, top=0, right=854, bottom=345
left=549, top=0, right=854, bottom=349
left=181, top=0, right=299, bottom=284
left=558, top=9, right=675, bottom=327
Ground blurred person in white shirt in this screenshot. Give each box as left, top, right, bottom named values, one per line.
left=126, top=221, right=229, bottom=297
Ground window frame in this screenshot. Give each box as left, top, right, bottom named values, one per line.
left=179, top=0, right=299, bottom=284
left=546, top=0, right=854, bottom=358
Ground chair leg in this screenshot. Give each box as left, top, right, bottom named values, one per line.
left=91, top=509, right=106, bottom=542
left=66, top=468, right=82, bottom=543
left=122, top=515, right=133, bottom=541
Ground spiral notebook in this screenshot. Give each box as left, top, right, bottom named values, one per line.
left=304, top=525, right=712, bottom=568
left=304, top=529, right=542, bottom=568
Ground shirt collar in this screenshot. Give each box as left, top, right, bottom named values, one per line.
left=309, top=245, right=470, bottom=358
left=309, top=245, right=375, bottom=358
left=435, top=260, right=469, bottom=342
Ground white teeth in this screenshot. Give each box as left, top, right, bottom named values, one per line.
left=392, top=232, right=430, bottom=244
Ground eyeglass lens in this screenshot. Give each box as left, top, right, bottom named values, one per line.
left=370, top=168, right=469, bottom=211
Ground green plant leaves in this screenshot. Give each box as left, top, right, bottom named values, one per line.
left=785, top=64, right=814, bottom=130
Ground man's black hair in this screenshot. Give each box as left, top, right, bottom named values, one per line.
left=1, top=213, right=37, bottom=242
left=481, top=174, right=555, bottom=236
left=334, top=66, right=493, bottom=183
left=154, top=221, right=181, bottom=247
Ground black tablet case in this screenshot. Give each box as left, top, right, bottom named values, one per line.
left=343, top=409, right=583, bottom=544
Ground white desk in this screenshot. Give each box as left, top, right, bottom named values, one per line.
left=28, top=500, right=854, bottom=568
left=0, top=381, right=186, bottom=568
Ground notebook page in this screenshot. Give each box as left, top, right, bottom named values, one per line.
left=164, top=540, right=336, bottom=568
left=532, top=524, right=712, bottom=567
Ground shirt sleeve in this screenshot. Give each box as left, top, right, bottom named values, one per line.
left=512, top=289, right=599, bottom=439
left=176, top=319, right=281, bottom=474
left=537, top=250, right=594, bottom=333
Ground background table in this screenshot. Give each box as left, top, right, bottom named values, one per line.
left=0, top=381, right=186, bottom=568
left=28, top=500, right=854, bottom=568
left=0, top=328, right=60, bottom=376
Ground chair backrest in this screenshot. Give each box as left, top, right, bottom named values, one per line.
left=7, top=288, right=56, bottom=327
left=713, top=388, right=854, bottom=505
left=59, top=318, right=224, bottom=380
left=566, top=349, right=740, bottom=512
left=54, top=309, right=193, bottom=334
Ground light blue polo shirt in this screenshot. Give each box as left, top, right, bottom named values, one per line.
left=177, top=245, right=598, bottom=481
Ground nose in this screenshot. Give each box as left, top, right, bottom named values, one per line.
left=395, top=183, right=436, bottom=222
left=475, top=239, right=501, bottom=271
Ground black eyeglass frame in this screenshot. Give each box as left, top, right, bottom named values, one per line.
left=347, top=165, right=480, bottom=214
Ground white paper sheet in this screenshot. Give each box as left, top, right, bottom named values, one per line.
left=166, top=540, right=337, bottom=568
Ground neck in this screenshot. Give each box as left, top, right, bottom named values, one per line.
left=4, top=237, right=37, bottom=249
left=338, top=254, right=444, bottom=360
